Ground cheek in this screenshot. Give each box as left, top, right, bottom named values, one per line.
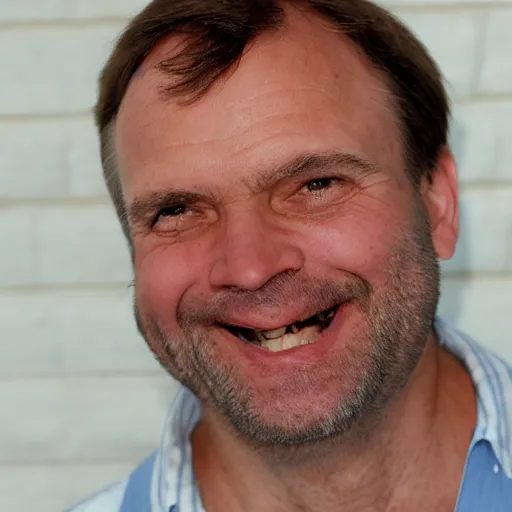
left=300, top=199, right=406, bottom=280
left=133, top=241, right=209, bottom=322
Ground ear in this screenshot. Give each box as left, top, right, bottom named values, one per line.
left=421, top=148, right=459, bottom=260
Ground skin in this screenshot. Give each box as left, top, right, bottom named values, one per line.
left=116, top=8, right=476, bottom=512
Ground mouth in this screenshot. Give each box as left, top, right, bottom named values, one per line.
left=220, top=304, right=340, bottom=353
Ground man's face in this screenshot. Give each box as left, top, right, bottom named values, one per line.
left=116, top=12, right=446, bottom=446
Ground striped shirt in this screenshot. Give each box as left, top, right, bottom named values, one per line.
left=68, top=317, right=512, bottom=511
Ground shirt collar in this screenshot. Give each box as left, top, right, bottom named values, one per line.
left=151, top=386, right=201, bottom=512
left=151, top=317, right=512, bottom=511
left=435, top=317, right=512, bottom=479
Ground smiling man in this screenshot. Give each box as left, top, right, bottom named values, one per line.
left=69, top=1, right=512, bottom=511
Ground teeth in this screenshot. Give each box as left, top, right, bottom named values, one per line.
left=260, top=325, right=322, bottom=352
left=233, top=306, right=338, bottom=351
left=260, top=327, right=287, bottom=340
left=255, top=332, right=267, bottom=343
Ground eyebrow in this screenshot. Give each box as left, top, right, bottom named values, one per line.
left=249, top=151, right=378, bottom=194
left=127, top=151, right=377, bottom=226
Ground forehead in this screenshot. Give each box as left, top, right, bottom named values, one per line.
left=115, top=8, right=404, bottom=196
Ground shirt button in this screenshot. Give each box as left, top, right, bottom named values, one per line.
left=493, top=464, right=500, bottom=474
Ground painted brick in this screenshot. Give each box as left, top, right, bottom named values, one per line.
left=439, top=278, right=512, bottom=363
left=1, top=202, right=132, bottom=287
left=0, top=0, right=147, bottom=21
left=0, top=290, right=160, bottom=376
left=0, top=376, right=176, bottom=463
left=0, top=464, right=130, bottom=512
left=384, top=0, right=512, bottom=5
left=5, top=104, right=510, bottom=201
left=38, top=205, right=132, bottom=284
left=0, top=25, right=123, bottom=115
left=68, top=118, right=109, bottom=197
left=394, top=9, right=484, bottom=98
left=0, top=9, right=488, bottom=115
left=0, top=3, right=511, bottom=509
left=2, top=0, right=512, bottom=24
left=0, top=207, right=37, bottom=286
left=0, top=117, right=106, bottom=198
left=2, top=185, right=510, bottom=284
left=451, top=102, right=512, bottom=184
left=3, top=0, right=511, bottom=22
left=442, top=189, right=512, bottom=274
left=0, top=120, right=67, bottom=198
left=479, top=9, right=512, bottom=95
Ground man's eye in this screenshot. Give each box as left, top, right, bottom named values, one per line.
left=160, top=205, right=187, bottom=217
left=152, top=205, right=188, bottom=227
left=304, top=178, right=338, bottom=192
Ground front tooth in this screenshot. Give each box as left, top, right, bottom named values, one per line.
left=262, top=338, right=283, bottom=352
left=281, top=334, right=299, bottom=350
left=261, top=327, right=287, bottom=340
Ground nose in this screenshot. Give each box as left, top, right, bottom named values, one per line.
left=208, top=210, right=305, bottom=291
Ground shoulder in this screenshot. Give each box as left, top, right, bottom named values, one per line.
left=436, top=317, right=512, bottom=414
left=437, top=318, right=512, bottom=462
left=66, top=479, right=128, bottom=512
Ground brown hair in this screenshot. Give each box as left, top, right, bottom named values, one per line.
left=95, top=0, right=449, bottom=240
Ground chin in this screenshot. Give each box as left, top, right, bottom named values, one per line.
left=216, top=358, right=370, bottom=449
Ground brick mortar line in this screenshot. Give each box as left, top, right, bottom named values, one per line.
left=441, top=272, right=512, bottom=279
left=391, top=2, right=512, bottom=13
left=2, top=179, right=512, bottom=200
left=459, top=183, right=512, bottom=190
left=466, top=93, right=512, bottom=103
left=1, top=184, right=512, bottom=206
left=0, top=112, right=93, bottom=122
left=0, top=372, right=166, bottom=382
left=0, top=461, right=139, bottom=468
left=0, top=273, right=510, bottom=294
left=0, top=18, right=128, bottom=30
left=1, top=96, right=512, bottom=122
left=0, top=197, right=111, bottom=207
left=0, top=283, right=133, bottom=294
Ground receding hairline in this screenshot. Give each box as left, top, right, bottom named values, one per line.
left=104, top=10, right=404, bottom=172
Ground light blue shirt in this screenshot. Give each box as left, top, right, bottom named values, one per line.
left=69, top=318, right=512, bottom=511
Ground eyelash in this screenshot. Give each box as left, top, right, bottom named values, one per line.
left=303, top=177, right=340, bottom=192
left=152, top=204, right=188, bottom=226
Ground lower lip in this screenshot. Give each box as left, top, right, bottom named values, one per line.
left=235, top=304, right=348, bottom=364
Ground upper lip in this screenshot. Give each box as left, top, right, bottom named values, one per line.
left=216, top=304, right=341, bottom=332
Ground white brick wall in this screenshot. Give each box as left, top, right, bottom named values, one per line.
left=0, top=1, right=510, bottom=510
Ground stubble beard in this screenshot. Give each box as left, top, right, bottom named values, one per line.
left=134, top=199, right=440, bottom=456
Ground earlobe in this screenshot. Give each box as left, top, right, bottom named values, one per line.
left=422, top=148, right=459, bottom=261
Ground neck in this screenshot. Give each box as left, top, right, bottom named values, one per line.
left=191, top=331, right=476, bottom=512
